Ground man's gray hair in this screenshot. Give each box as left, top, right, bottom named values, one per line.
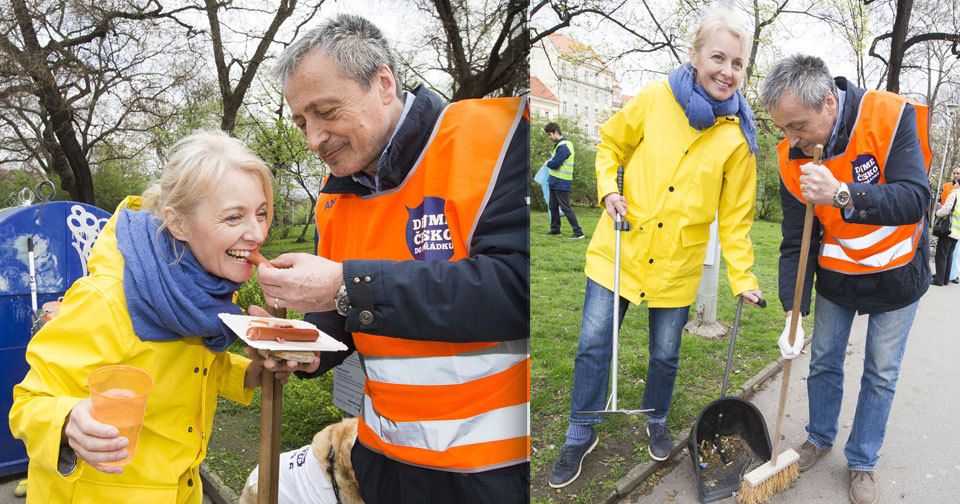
left=274, top=14, right=401, bottom=97
left=760, top=54, right=835, bottom=112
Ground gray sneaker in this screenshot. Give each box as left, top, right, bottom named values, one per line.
left=797, top=440, right=830, bottom=472
left=548, top=431, right=599, bottom=488
left=849, top=470, right=878, bottom=504
left=646, top=423, right=672, bottom=461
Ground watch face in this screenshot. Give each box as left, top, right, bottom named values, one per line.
left=836, top=188, right=851, bottom=207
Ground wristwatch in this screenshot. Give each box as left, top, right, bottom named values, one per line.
left=335, top=284, right=350, bottom=316
left=833, top=182, right=851, bottom=208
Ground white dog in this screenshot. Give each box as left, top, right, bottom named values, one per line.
left=240, top=417, right=363, bottom=504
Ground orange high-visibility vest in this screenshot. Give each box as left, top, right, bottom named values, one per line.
left=941, top=182, right=953, bottom=205
left=315, top=97, right=529, bottom=472
left=779, top=90, right=932, bottom=275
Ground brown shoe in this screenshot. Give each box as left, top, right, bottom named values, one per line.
left=797, top=441, right=830, bottom=472
left=849, top=470, right=878, bottom=504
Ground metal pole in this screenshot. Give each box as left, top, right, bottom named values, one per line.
left=698, top=220, right=721, bottom=325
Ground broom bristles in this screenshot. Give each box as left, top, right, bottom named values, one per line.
left=736, top=461, right=799, bottom=504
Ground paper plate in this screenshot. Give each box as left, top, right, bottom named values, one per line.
left=218, top=313, right=348, bottom=352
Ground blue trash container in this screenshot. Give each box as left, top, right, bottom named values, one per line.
left=0, top=201, right=110, bottom=476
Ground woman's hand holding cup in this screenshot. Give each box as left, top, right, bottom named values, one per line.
left=63, top=399, right=129, bottom=474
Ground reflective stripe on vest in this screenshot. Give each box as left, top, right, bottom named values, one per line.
left=314, top=96, right=529, bottom=472
left=548, top=139, right=575, bottom=180
left=777, top=90, right=932, bottom=275
left=363, top=339, right=528, bottom=385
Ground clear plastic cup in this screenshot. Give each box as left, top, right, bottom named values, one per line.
left=87, top=365, right=153, bottom=467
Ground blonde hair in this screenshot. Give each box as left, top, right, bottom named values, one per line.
left=142, top=130, right=274, bottom=237
left=689, top=7, right=752, bottom=63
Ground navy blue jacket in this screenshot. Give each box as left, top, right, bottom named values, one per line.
left=546, top=137, right=573, bottom=191
left=778, top=78, right=930, bottom=315
left=305, top=85, right=530, bottom=375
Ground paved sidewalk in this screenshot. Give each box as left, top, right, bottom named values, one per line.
left=627, top=279, right=960, bottom=503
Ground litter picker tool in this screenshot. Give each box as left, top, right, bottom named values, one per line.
left=689, top=295, right=771, bottom=503
left=27, top=237, right=37, bottom=314
left=738, top=144, right=823, bottom=504
left=579, top=165, right=653, bottom=417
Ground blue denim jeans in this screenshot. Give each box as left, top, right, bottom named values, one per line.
left=568, top=278, right=689, bottom=426
left=805, top=294, right=919, bottom=471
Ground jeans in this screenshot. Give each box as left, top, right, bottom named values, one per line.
left=549, top=188, right=582, bottom=235
left=568, top=279, right=689, bottom=426
left=805, top=294, right=918, bottom=471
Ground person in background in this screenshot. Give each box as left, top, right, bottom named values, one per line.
left=762, top=54, right=932, bottom=504
left=548, top=7, right=762, bottom=489
left=933, top=167, right=960, bottom=285
left=10, top=130, right=316, bottom=503
left=534, top=160, right=562, bottom=221
left=544, top=122, right=585, bottom=239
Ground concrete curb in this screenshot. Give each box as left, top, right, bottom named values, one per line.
left=602, top=345, right=809, bottom=504
left=200, top=462, right=240, bottom=504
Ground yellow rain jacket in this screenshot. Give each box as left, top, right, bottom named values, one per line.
left=585, top=81, right=759, bottom=307
left=9, top=196, right=254, bottom=503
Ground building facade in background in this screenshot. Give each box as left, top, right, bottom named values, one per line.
left=530, top=33, right=630, bottom=142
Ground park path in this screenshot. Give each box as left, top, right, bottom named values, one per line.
left=627, top=276, right=960, bottom=503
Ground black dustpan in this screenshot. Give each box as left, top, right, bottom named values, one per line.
left=688, top=297, right=772, bottom=503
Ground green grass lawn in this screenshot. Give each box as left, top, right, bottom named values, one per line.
left=531, top=208, right=812, bottom=503
left=205, top=223, right=347, bottom=492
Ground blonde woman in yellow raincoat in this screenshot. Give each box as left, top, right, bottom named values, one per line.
left=549, top=8, right=764, bottom=488
left=10, top=131, right=318, bottom=503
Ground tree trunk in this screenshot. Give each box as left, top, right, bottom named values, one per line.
left=296, top=198, right=315, bottom=243
left=886, top=0, right=913, bottom=93
left=13, top=0, right=95, bottom=203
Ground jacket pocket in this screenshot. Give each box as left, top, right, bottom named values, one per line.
left=71, top=478, right=179, bottom=504
left=680, top=223, right=711, bottom=248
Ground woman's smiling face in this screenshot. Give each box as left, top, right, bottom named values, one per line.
left=690, top=29, right=745, bottom=101
left=168, top=168, right=270, bottom=283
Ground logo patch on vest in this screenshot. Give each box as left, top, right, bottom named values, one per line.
left=851, top=154, right=880, bottom=184
left=405, top=197, right=454, bottom=260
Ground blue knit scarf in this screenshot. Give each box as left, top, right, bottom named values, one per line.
left=668, top=62, right=758, bottom=154
left=115, top=209, right=243, bottom=352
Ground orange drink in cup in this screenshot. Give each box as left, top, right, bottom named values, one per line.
left=87, top=365, right=153, bottom=467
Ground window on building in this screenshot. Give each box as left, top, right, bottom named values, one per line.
left=564, top=103, right=568, bottom=114
left=574, top=103, right=579, bottom=116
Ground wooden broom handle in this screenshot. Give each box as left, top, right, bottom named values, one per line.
left=257, top=305, right=287, bottom=504
left=771, top=144, right=823, bottom=463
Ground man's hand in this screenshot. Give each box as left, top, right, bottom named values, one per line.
left=799, top=162, right=840, bottom=206
left=63, top=399, right=129, bottom=474
left=257, top=253, right=343, bottom=313
left=778, top=312, right=805, bottom=359
left=602, top=193, right=627, bottom=220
